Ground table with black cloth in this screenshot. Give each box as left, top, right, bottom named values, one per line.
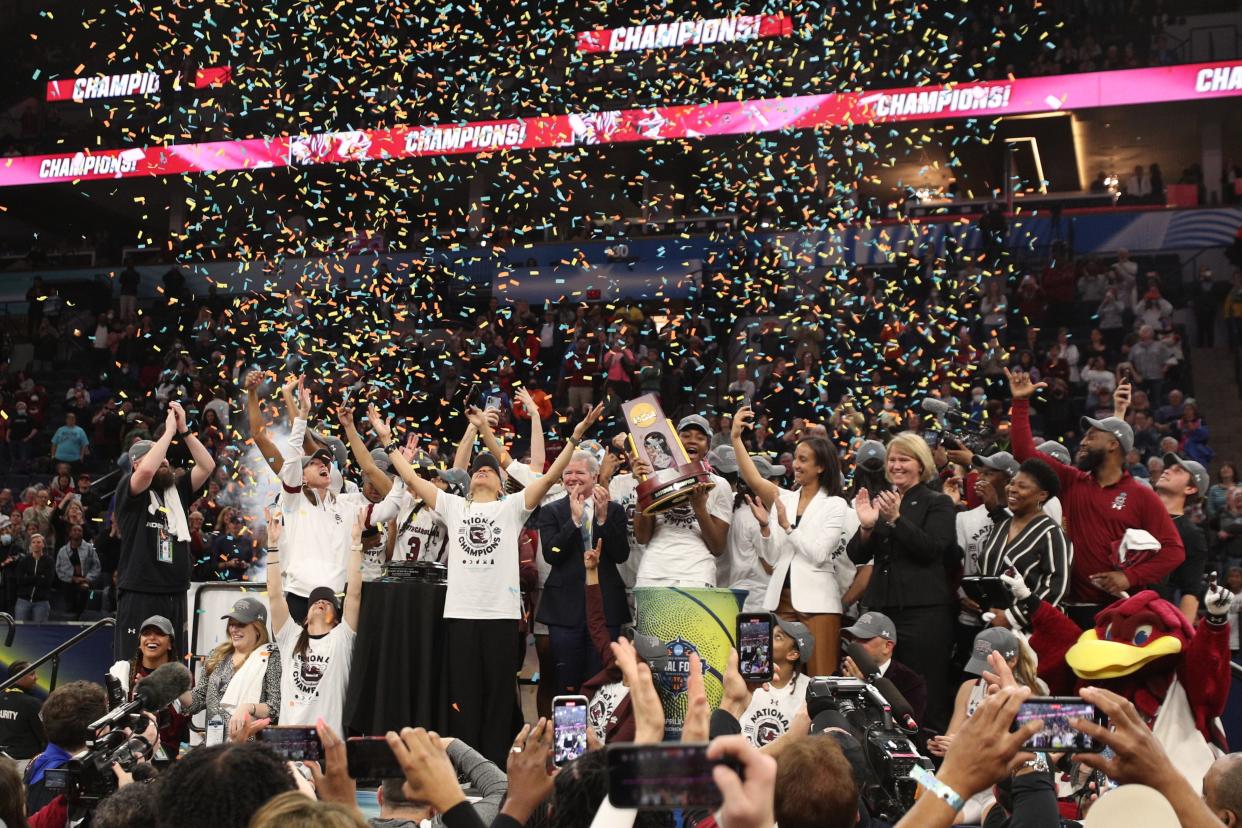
left=344, top=580, right=450, bottom=736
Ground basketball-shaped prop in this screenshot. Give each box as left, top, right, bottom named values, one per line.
left=634, top=586, right=745, bottom=739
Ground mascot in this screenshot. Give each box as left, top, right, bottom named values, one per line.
left=1003, top=572, right=1233, bottom=791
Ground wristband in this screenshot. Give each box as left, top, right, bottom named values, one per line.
left=908, top=765, right=965, bottom=812
left=568, top=435, right=582, bottom=447
left=384, top=438, right=400, bottom=452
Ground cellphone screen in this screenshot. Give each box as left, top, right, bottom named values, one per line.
left=346, top=737, right=403, bottom=781
left=258, top=726, right=323, bottom=762
left=607, top=743, right=735, bottom=809
left=1014, top=699, right=1105, bottom=752
left=738, top=614, right=773, bottom=682
left=553, top=697, right=589, bottom=766
left=485, top=395, right=502, bottom=411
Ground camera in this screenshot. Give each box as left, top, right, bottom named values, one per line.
left=806, top=677, right=932, bottom=821
left=44, top=723, right=156, bottom=807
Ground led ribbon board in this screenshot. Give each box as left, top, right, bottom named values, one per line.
left=4, top=60, right=1241, bottom=187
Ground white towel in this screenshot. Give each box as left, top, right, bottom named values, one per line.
left=219, top=644, right=274, bottom=716
left=150, top=484, right=190, bottom=542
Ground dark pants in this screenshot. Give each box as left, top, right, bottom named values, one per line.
left=1063, top=603, right=1106, bottom=630
left=548, top=622, right=618, bottom=694
left=883, top=603, right=954, bottom=732
left=115, top=590, right=187, bottom=660
left=446, top=618, right=521, bottom=766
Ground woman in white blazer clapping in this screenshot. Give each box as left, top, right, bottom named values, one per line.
left=730, top=406, right=865, bottom=676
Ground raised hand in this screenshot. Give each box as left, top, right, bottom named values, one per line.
left=1203, top=571, right=1232, bottom=619
left=772, top=496, right=790, bottom=531
left=366, top=403, right=393, bottom=443
left=385, top=727, right=465, bottom=814
left=244, top=370, right=264, bottom=392
left=164, top=406, right=178, bottom=434
left=609, top=637, right=665, bottom=743
left=351, top=507, right=366, bottom=545
left=591, top=484, right=610, bottom=522
left=876, top=489, right=902, bottom=523
left=295, top=378, right=313, bottom=419
left=573, top=402, right=606, bottom=440
left=855, top=488, right=879, bottom=529
left=569, top=486, right=587, bottom=526
left=515, top=386, right=540, bottom=418
left=335, top=400, right=356, bottom=430
left=681, top=652, right=710, bottom=743
left=732, top=406, right=754, bottom=440
left=465, top=406, right=488, bottom=431
left=1004, top=366, right=1047, bottom=400
left=504, top=719, right=556, bottom=823
left=583, top=540, right=601, bottom=571
left=745, top=494, right=770, bottom=527
left=264, top=507, right=283, bottom=547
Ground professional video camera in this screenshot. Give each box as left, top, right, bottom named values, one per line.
left=806, top=668, right=932, bottom=821
left=921, top=398, right=997, bottom=456
left=44, top=662, right=190, bottom=816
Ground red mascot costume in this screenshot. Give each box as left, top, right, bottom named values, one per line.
left=1004, top=573, right=1233, bottom=791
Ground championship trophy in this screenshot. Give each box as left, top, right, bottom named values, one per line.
left=622, top=394, right=714, bottom=514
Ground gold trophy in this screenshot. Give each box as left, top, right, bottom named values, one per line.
left=623, top=394, right=714, bottom=514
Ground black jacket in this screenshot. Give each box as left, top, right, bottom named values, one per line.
left=16, top=554, right=56, bottom=603
left=535, top=497, right=630, bottom=628
left=846, top=482, right=958, bottom=609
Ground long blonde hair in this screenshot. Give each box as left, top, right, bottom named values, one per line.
left=1013, top=639, right=1047, bottom=694
left=204, top=620, right=270, bottom=675
left=249, top=791, right=367, bottom=828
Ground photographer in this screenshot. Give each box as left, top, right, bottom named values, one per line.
left=22, top=681, right=108, bottom=814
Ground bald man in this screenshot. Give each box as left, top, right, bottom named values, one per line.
left=1205, top=753, right=1242, bottom=826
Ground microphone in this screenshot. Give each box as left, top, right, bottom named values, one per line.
left=843, top=642, right=919, bottom=731
left=90, top=663, right=191, bottom=730
left=920, top=397, right=951, bottom=418
left=105, top=672, right=126, bottom=709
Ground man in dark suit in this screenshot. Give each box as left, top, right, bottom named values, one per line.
left=536, top=450, right=630, bottom=693
left=840, top=611, right=928, bottom=724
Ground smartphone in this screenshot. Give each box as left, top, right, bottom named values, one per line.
left=1012, top=697, right=1108, bottom=752
left=553, top=695, right=590, bottom=767
left=606, top=743, right=741, bottom=809
left=257, top=726, right=324, bottom=762
left=922, top=431, right=941, bottom=449
left=485, top=395, right=502, bottom=411
left=736, top=612, right=774, bottom=683
left=346, top=736, right=403, bottom=782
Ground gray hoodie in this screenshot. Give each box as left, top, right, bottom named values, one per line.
left=368, top=739, right=507, bottom=828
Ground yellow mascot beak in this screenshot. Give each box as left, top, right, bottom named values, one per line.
left=1065, top=629, right=1183, bottom=680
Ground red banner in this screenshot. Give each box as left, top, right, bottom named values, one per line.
left=7, top=60, right=1242, bottom=188
left=45, top=65, right=232, bottom=102
left=576, top=14, right=792, bottom=53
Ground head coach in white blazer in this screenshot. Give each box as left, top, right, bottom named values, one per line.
left=729, top=405, right=864, bottom=677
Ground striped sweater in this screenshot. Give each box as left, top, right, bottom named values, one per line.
left=979, top=513, right=1072, bottom=629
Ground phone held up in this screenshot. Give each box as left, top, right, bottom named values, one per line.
left=257, top=726, right=324, bottom=762
left=346, top=736, right=404, bottom=783
left=606, top=743, right=742, bottom=809
left=1011, top=696, right=1109, bottom=752
left=736, top=611, right=774, bottom=683
left=553, top=694, right=590, bottom=767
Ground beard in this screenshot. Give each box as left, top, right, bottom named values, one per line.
left=152, top=468, right=176, bottom=490
left=1075, top=447, right=1106, bottom=473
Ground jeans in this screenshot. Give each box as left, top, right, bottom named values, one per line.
left=14, top=598, right=50, bottom=622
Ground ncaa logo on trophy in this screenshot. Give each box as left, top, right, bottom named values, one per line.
left=623, top=393, right=714, bottom=514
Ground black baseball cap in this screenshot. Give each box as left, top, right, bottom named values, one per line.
left=307, top=586, right=341, bottom=616
left=470, top=452, right=502, bottom=477
left=301, top=448, right=335, bottom=468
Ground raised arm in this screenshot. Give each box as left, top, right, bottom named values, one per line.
left=130, top=408, right=178, bottom=494
left=516, top=387, right=545, bottom=471
left=371, top=403, right=441, bottom=507
left=452, top=422, right=478, bottom=471
left=469, top=407, right=512, bottom=468
left=343, top=510, right=365, bottom=630
left=730, top=406, right=780, bottom=507
left=245, top=371, right=284, bottom=475
left=264, top=508, right=290, bottom=635
left=523, top=403, right=605, bottom=510
left=337, top=401, right=392, bottom=497
left=170, top=402, right=216, bottom=491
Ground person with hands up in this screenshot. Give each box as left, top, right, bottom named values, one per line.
left=382, top=401, right=605, bottom=765
left=730, top=405, right=857, bottom=677
left=267, top=506, right=365, bottom=736
left=847, top=432, right=958, bottom=730
left=1006, top=365, right=1185, bottom=624
left=113, top=400, right=216, bottom=659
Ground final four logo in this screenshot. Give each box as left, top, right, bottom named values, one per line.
left=651, top=638, right=705, bottom=695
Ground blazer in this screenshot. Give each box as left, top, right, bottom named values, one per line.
left=758, top=488, right=858, bottom=614
left=884, top=658, right=928, bottom=723
left=846, top=482, right=958, bottom=610
left=535, top=497, right=631, bottom=628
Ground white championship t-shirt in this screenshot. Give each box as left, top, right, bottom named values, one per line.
left=588, top=681, right=630, bottom=741
left=634, top=472, right=733, bottom=587
left=276, top=620, right=356, bottom=735
left=608, top=474, right=645, bottom=590
left=393, top=499, right=448, bottom=563
left=739, top=672, right=811, bottom=747
left=437, top=491, right=534, bottom=620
